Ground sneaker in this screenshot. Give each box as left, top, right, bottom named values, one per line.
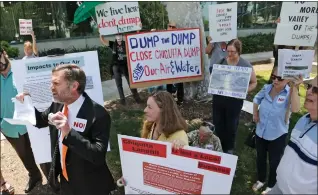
left=261, top=187, right=272, bottom=195
left=252, top=181, right=264, bottom=192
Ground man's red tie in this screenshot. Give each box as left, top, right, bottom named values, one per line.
left=62, top=105, right=69, bottom=181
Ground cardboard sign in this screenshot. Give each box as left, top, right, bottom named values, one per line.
left=208, top=64, right=252, bottom=99
left=208, top=2, right=237, bottom=42
left=278, top=49, right=315, bottom=79
left=95, top=2, right=141, bottom=35
left=118, top=135, right=238, bottom=194
left=126, top=28, right=203, bottom=88
left=274, top=2, right=318, bottom=46
left=19, top=19, right=33, bottom=35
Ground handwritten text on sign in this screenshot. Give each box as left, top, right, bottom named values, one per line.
left=274, top=1, right=318, bottom=46
left=278, top=49, right=315, bottom=79
left=19, top=19, right=33, bottom=35
left=209, top=2, right=237, bottom=42
left=127, top=29, right=202, bottom=84
left=95, top=2, right=141, bottom=35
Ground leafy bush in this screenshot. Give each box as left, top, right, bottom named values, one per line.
left=39, top=45, right=113, bottom=81
left=240, top=33, right=275, bottom=54
left=0, top=41, right=20, bottom=58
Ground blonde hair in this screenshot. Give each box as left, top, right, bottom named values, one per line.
left=141, top=91, right=188, bottom=138
left=24, top=41, right=32, bottom=48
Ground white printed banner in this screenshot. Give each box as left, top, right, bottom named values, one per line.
left=275, top=1, right=318, bottom=46
left=118, top=134, right=238, bottom=194
left=209, top=2, right=237, bottom=42
left=126, top=28, right=203, bottom=87
left=208, top=64, right=252, bottom=99
left=95, top=2, right=141, bottom=35
left=278, top=49, right=315, bottom=79
left=19, top=19, right=33, bottom=35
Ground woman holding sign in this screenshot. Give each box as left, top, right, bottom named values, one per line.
left=252, top=68, right=302, bottom=194
left=212, top=39, right=257, bottom=154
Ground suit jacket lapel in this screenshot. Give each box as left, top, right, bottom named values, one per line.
left=75, top=92, right=94, bottom=133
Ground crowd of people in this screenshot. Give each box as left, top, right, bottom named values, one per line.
left=0, top=19, right=317, bottom=195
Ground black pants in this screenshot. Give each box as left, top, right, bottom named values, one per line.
left=167, top=83, right=184, bottom=102
left=60, top=175, right=73, bottom=195
left=256, top=134, right=287, bottom=188
left=113, top=64, right=139, bottom=101
left=4, top=133, right=51, bottom=180
left=212, top=95, right=243, bottom=153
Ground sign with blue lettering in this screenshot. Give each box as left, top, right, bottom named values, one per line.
left=208, top=64, right=252, bottom=99
left=274, top=1, right=318, bottom=46
left=126, top=28, right=203, bottom=88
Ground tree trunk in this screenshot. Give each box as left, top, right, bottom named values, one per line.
left=164, top=2, right=210, bottom=101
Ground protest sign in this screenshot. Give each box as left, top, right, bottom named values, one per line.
left=274, top=1, right=318, bottom=46
left=10, top=51, right=110, bottom=164
left=118, top=134, right=238, bottom=194
left=208, top=64, right=252, bottom=99
left=208, top=2, right=237, bottom=42
left=19, top=19, right=33, bottom=35
left=95, top=2, right=141, bottom=35
left=126, top=28, right=203, bottom=88
left=278, top=49, right=315, bottom=79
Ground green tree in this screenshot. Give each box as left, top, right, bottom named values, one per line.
left=139, top=2, right=168, bottom=30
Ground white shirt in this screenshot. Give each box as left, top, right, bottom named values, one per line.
left=59, top=95, right=85, bottom=168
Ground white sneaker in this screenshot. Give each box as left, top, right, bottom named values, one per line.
left=261, top=187, right=272, bottom=194
left=252, top=181, right=264, bottom=192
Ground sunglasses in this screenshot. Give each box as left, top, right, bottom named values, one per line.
left=271, top=74, right=284, bottom=81
left=306, top=83, right=318, bottom=94
left=168, top=25, right=176, bottom=28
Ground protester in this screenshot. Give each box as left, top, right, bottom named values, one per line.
left=16, top=64, right=116, bottom=195
left=205, top=36, right=227, bottom=74
left=22, top=31, right=38, bottom=59
left=212, top=39, right=257, bottom=154
left=118, top=91, right=189, bottom=186
left=166, top=21, right=184, bottom=105
left=1, top=171, right=14, bottom=195
left=268, top=76, right=317, bottom=194
left=252, top=68, right=302, bottom=194
left=99, top=31, right=142, bottom=105
left=0, top=47, right=55, bottom=193
left=187, top=121, right=223, bottom=152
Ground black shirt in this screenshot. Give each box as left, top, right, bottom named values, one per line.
left=109, top=41, right=127, bottom=65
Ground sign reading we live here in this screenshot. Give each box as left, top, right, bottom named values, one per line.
left=95, top=2, right=141, bottom=35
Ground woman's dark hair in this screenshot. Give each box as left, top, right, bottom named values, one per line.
left=227, top=39, right=242, bottom=55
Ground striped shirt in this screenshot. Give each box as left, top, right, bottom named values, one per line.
left=276, top=113, right=317, bottom=194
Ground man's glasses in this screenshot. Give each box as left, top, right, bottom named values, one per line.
left=168, top=25, right=176, bottom=29
left=306, top=83, right=318, bottom=94
left=271, top=74, right=284, bottom=81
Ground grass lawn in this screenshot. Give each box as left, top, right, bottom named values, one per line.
left=105, top=67, right=317, bottom=195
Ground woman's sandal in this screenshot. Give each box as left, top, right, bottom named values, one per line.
left=1, top=181, right=15, bottom=195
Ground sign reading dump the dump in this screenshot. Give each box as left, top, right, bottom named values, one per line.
left=126, top=28, right=203, bottom=88
left=95, top=2, right=141, bottom=35
left=208, top=64, right=252, bottom=99
left=208, top=2, right=237, bottom=42
left=278, top=49, right=315, bottom=79
left=118, top=134, right=238, bottom=194
left=19, top=19, right=33, bottom=35
left=274, top=1, right=318, bottom=46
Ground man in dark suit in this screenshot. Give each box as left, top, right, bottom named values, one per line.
left=17, top=64, right=116, bottom=195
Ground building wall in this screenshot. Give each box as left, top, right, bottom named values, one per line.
left=11, top=29, right=276, bottom=58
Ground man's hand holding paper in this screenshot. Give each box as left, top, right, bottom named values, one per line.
left=48, top=112, right=71, bottom=136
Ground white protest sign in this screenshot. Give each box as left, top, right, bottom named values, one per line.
left=208, top=64, right=252, bottom=99
left=10, top=51, right=110, bottom=163
left=95, top=2, right=141, bottom=35
left=209, top=2, right=237, bottom=42
left=118, top=134, right=238, bottom=194
left=19, top=19, right=33, bottom=35
left=274, top=2, right=318, bottom=46
left=278, top=49, right=315, bottom=79
left=126, top=28, right=203, bottom=88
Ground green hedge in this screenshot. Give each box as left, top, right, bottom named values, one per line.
left=240, top=33, right=274, bottom=54
left=1, top=41, right=20, bottom=58
left=37, top=33, right=275, bottom=81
